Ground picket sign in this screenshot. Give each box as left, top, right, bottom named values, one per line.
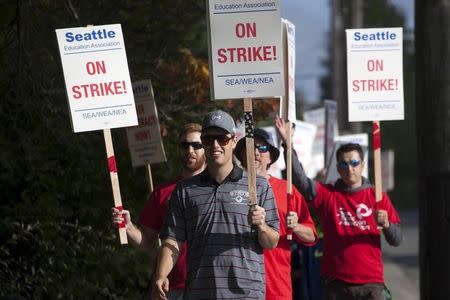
left=280, top=19, right=296, bottom=240
left=126, top=80, right=167, bottom=196
left=346, top=27, right=404, bottom=202
left=55, top=23, right=140, bottom=244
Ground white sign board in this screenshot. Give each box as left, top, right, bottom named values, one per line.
left=303, top=107, right=325, bottom=177
left=280, top=19, right=296, bottom=122
left=346, top=27, right=404, bottom=121
left=55, top=24, right=138, bottom=132
left=207, top=0, right=284, bottom=99
left=126, top=80, right=167, bottom=167
left=276, top=121, right=317, bottom=178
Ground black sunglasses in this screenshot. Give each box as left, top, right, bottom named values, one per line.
left=254, top=144, right=269, bottom=153
left=179, top=142, right=203, bottom=150
left=337, top=159, right=361, bottom=170
left=201, top=134, right=234, bottom=146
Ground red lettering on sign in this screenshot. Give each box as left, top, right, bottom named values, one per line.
left=352, top=79, right=398, bottom=92
left=71, top=81, right=128, bottom=99
left=138, top=115, right=156, bottom=126
left=216, top=45, right=277, bottom=63
left=235, top=22, right=256, bottom=38
left=86, top=61, right=106, bottom=75
left=367, top=59, right=384, bottom=72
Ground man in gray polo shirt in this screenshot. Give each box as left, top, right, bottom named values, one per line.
left=154, top=110, right=280, bottom=300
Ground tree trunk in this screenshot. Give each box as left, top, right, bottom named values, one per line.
left=416, top=0, right=450, bottom=299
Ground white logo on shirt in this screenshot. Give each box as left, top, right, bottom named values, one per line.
left=337, top=203, right=372, bottom=230
left=230, top=190, right=249, bottom=203
left=356, top=203, right=372, bottom=219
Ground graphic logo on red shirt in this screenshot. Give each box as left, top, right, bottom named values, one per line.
left=337, top=203, right=372, bottom=230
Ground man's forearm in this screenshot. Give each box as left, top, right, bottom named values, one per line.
left=257, top=224, right=279, bottom=249
left=155, top=238, right=181, bottom=279
left=126, top=224, right=157, bottom=250
left=293, top=224, right=316, bottom=243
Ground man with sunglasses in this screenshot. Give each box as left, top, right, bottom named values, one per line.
left=235, top=127, right=318, bottom=300
left=112, top=123, right=206, bottom=300
left=155, top=110, right=280, bottom=300
left=275, top=116, right=402, bottom=300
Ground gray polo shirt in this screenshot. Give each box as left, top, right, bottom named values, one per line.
left=160, top=165, right=279, bottom=300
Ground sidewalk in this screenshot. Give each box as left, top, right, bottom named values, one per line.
left=382, top=209, right=419, bottom=300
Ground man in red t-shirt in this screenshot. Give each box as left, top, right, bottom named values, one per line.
left=235, top=128, right=318, bottom=300
left=276, top=116, right=403, bottom=300
left=112, top=123, right=206, bottom=299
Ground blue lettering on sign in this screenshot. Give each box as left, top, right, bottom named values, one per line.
left=82, top=108, right=126, bottom=119
left=65, top=29, right=116, bottom=42
left=225, top=76, right=274, bottom=86
left=353, top=31, right=397, bottom=41
left=358, top=103, right=395, bottom=111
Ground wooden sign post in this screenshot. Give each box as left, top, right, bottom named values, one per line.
left=244, top=98, right=257, bottom=214
left=285, top=123, right=293, bottom=240
left=146, top=164, right=154, bottom=194
left=373, top=121, right=382, bottom=201
left=104, top=129, right=128, bottom=244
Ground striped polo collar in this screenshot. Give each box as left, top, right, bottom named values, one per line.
left=200, top=164, right=243, bottom=183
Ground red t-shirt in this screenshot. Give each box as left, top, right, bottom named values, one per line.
left=312, top=182, right=401, bottom=284
left=264, top=176, right=317, bottom=300
left=138, top=178, right=187, bottom=290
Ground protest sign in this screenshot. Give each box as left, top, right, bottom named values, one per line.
left=346, top=27, right=404, bottom=122
left=207, top=0, right=284, bottom=99
left=346, top=27, right=404, bottom=201
left=126, top=80, right=166, bottom=167
left=55, top=24, right=137, bottom=244
left=55, top=24, right=138, bottom=132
